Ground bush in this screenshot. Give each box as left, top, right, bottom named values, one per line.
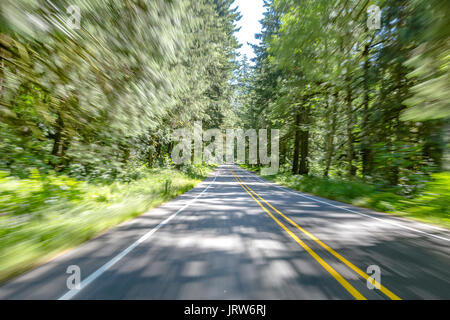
left=0, top=169, right=84, bottom=217
left=408, top=172, right=450, bottom=217
left=254, top=166, right=450, bottom=228
left=0, top=165, right=214, bottom=282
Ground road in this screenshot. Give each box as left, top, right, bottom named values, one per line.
left=1, top=165, right=449, bottom=300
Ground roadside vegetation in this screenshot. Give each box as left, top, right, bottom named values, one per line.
left=0, top=0, right=236, bottom=283
left=235, top=1, right=449, bottom=230
left=241, top=165, right=450, bottom=229
left=0, top=164, right=214, bottom=283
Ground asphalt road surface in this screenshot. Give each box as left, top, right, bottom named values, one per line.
left=1, top=165, right=449, bottom=300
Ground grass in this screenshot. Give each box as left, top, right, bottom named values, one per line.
left=0, top=165, right=215, bottom=283
left=240, top=165, right=450, bottom=229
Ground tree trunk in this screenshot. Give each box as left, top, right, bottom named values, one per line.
left=421, top=120, right=444, bottom=170
left=280, top=137, right=287, bottom=167
left=324, top=91, right=338, bottom=177
left=292, top=110, right=301, bottom=174
left=345, top=75, right=356, bottom=177
left=361, top=42, right=373, bottom=178
left=299, top=106, right=309, bottom=175
left=51, top=112, right=70, bottom=170
left=0, top=58, right=4, bottom=98
left=51, top=112, right=66, bottom=157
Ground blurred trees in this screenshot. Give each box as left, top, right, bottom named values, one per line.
left=0, top=0, right=240, bottom=180
left=239, top=0, right=449, bottom=194
left=1, top=0, right=448, bottom=194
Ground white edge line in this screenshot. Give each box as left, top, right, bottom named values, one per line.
left=235, top=166, right=450, bottom=242
left=58, top=172, right=218, bottom=300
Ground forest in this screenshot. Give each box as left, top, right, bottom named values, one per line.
left=0, top=0, right=449, bottom=282
left=237, top=0, right=449, bottom=226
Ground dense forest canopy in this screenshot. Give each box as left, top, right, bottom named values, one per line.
left=0, top=0, right=240, bottom=180
left=237, top=0, right=449, bottom=194
left=0, top=0, right=448, bottom=190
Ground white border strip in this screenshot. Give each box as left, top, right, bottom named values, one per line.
left=59, top=173, right=218, bottom=300
left=236, top=166, right=450, bottom=242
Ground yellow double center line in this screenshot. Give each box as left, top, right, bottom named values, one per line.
left=230, top=168, right=401, bottom=300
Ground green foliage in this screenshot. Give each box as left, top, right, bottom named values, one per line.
left=0, top=0, right=238, bottom=283
left=0, top=0, right=239, bottom=179
left=248, top=165, right=450, bottom=228
left=178, top=163, right=217, bottom=180
left=0, top=165, right=214, bottom=282
left=0, top=169, right=83, bottom=217
left=407, top=172, right=450, bottom=219
left=238, top=0, right=449, bottom=195
left=402, top=0, right=450, bottom=121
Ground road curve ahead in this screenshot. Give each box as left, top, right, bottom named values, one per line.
left=1, top=165, right=449, bottom=300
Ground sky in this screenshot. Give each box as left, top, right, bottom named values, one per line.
left=232, top=0, right=265, bottom=62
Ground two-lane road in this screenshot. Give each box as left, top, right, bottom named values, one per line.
left=1, top=165, right=449, bottom=299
